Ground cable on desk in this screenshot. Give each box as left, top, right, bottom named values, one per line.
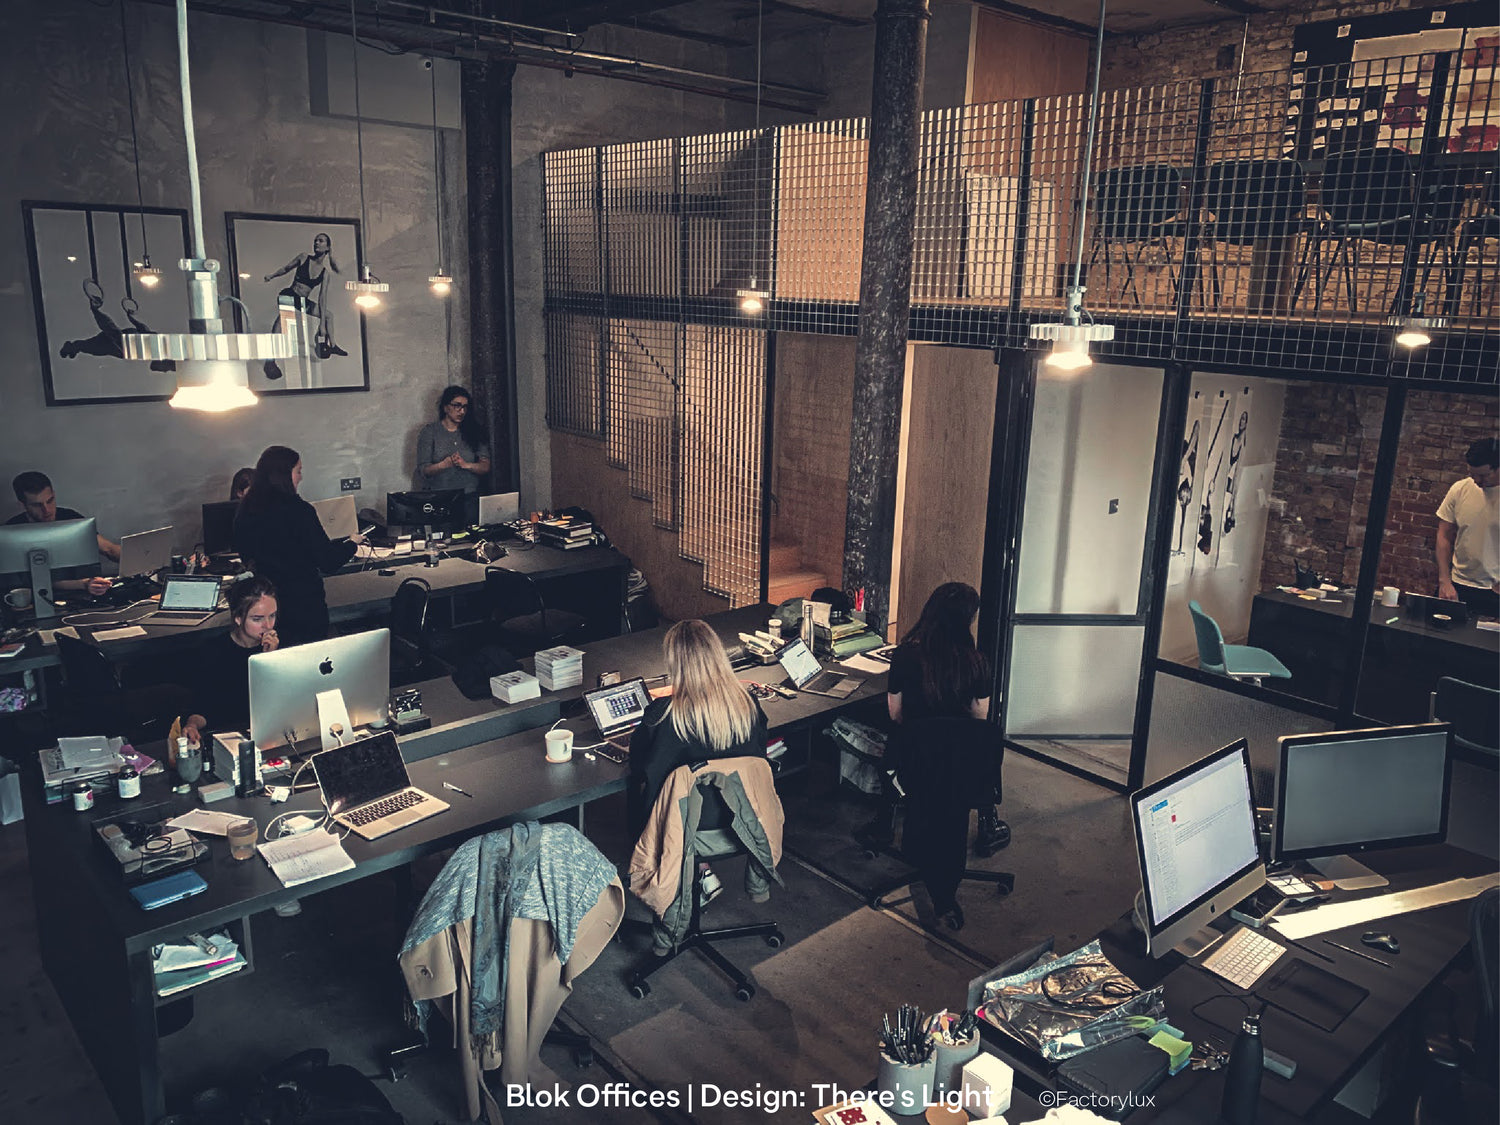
left=61, top=598, right=158, bottom=627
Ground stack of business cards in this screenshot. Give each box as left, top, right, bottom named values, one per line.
left=534, top=646, right=584, bottom=691
left=491, top=670, right=541, bottom=704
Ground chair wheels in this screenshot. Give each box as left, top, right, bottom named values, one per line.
left=766, top=930, right=785, bottom=948
left=628, top=979, right=650, bottom=999
left=996, top=882, right=1012, bottom=896
left=735, top=983, right=755, bottom=1002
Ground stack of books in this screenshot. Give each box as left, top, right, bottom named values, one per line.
left=815, top=619, right=886, bottom=661
left=152, top=932, right=248, bottom=998
left=536, top=517, right=595, bottom=550
left=534, top=645, right=584, bottom=691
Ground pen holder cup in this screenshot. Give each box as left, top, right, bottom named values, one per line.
left=176, top=745, right=203, bottom=785
left=930, top=1033, right=980, bottom=1097
left=877, top=1051, right=936, bottom=1117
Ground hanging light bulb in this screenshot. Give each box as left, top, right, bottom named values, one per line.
left=169, top=360, right=259, bottom=412
left=134, top=255, right=163, bottom=288
left=738, top=2, right=769, bottom=319
left=427, top=57, right=453, bottom=299
left=350, top=264, right=388, bottom=309
left=429, top=273, right=453, bottom=296
left=120, top=3, right=163, bottom=295
left=1391, top=294, right=1442, bottom=349
left=342, top=0, right=390, bottom=308
left=738, top=281, right=769, bottom=315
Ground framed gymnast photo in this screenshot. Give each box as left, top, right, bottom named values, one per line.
left=22, top=200, right=191, bottom=406
left=225, top=212, right=371, bottom=395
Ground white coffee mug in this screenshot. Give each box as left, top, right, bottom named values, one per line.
left=1381, top=586, right=1400, bottom=607
left=5, top=588, right=32, bottom=610
left=545, top=729, right=574, bottom=763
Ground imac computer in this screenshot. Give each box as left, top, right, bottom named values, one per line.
left=248, top=628, right=391, bottom=751
left=1274, top=723, right=1452, bottom=890
left=1131, top=738, right=1265, bottom=958
left=118, top=525, right=174, bottom=579
left=201, top=501, right=238, bottom=556
left=0, top=517, right=99, bottom=616
left=309, top=496, right=358, bottom=540
left=386, top=490, right=465, bottom=535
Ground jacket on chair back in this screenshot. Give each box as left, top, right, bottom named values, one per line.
left=628, top=755, right=784, bottom=946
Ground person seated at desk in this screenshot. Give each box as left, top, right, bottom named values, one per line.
left=7, top=470, right=116, bottom=597
left=859, top=582, right=1004, bottom=855
left=181, top=577, right=278, bottom=744
left=1436, top=436, right=1499, bottom=619
left=229, top=467, right=254, bottom=503
left=628, top=620, right=769, bottom=934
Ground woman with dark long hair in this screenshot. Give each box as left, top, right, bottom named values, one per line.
left=857, top=582, right=1006, bottom=855
left=229, top=467, right=255, bottom=502
left=232, top=446, right=363, bottom=646
left=416, top=385, right=490, bottom=525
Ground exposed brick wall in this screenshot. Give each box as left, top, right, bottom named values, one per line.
left=1380, top=390, right=1500, bottom=594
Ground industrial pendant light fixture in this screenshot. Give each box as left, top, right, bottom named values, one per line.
left=345, top=0, right=389, bottom=311
left=1028, top=0, right=1114, bottom=371
left=119, top=0, right=161, bottom=290
left=737, top=0, right=769, bottom=316
left=1391, top=293, right=1442, bottom=349
left=427, top=57, right=454, bottom=298
left=121, top=0, right=289, bottom=411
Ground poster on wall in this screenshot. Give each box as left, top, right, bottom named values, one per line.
left=1168, top=389, right=1208, bottom=586
left=1197, top=390, right=1235, bottom=566
left=226, top=213, right=370, bottom=395
left=1215, top=387, right=1253, bottom=569
left=23, top=201, right=191, bottom=405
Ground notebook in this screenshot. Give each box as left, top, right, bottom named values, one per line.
left=776, top=637, right=859, bottom=699
left=311, top=730, right=448, bottom=841
left=583, top=677, right=652, bottom=761
left=136, top=574, right=224, bottom=627
left=1055, top=1034, right=1169, bottom=1119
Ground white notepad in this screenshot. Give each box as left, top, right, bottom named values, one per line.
left=257, top=827, right=355, bottom=888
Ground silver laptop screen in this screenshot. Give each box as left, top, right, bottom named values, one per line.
left=159, top=576, right=221, bottom=610
left=777, top=638, right=822, bottom=688
left=585, top=679, right=651, bottom=735
left=312, top=731, right=410, bottom=814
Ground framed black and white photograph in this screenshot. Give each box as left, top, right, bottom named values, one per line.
left=226, top=213, right=370, bottom=394
left=23, top=201, right=191, bottom=405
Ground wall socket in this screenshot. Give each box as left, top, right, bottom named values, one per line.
left=340, top=477, right=361, bottom=492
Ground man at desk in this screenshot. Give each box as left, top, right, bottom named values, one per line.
left=1435, top=437, right=1499, bottom=618
left=7, top=470, right=116, bottom=596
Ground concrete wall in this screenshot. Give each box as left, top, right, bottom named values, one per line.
left=1, top=1, right=466, bottom=552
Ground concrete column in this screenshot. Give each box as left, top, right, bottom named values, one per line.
left=842, top=0, right=929, bottom=633
left=463, top=58, right=519, bottom=491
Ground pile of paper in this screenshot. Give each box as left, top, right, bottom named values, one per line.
left=152, top=932, right=247, bottom=998
left=534, top=646, right=584, bottom=691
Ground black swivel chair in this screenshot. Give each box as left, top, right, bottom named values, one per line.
left=482, top=566, right=587, bottom=658
left=54, top=633, right=187, bottom=743
left=388, top=576, right=448, bottom=686
left=1414, top=887, right=1499, bottom=1124
left=1430, top=677, right=1500, bottom=764
left=1198, top=159, right=1309, bottom=309
left=865, top=716, right=1015, bottom=932
left=1087, top=164, right=1188, bottom=306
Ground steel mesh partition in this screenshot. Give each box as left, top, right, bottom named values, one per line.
left=681, top=129, right=775, bottom=303
left=606, top=319, right=679, bottom=529
left=603, top=139, right=679, bottom=300
left=542, top=149, right=601, bottom=294
left=775, top=119, right=868, bottom=312
left=544, top=311, right=604, bottom=439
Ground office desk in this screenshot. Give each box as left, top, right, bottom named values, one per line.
left=19, top=727, right=629, bottom=1125
left=975, top=846, right=1493, bottom=1121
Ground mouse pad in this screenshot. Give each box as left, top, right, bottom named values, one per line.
left=1260, top=958, right=1368, bottom=1032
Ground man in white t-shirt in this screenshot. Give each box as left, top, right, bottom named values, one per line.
left=1435, top=437, right=1499, bottom=619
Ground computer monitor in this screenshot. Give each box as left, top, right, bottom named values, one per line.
left=1131, top=739, right=1265, bottom=958
left=1274, top=723, right=1452, bottom=890
left=118, top=525, right=174, bottom=579
left=386, top=490, right=465, bottom=534
left=0, top=517, right=99, bottom=616
left=201, top=501, right=238, bottom=556
left=309, top=496, right=357, bottom=540
left=248, top=628, right=391, bottom=752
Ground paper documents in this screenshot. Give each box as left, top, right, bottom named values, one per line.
left=1272, top=874, right=1500, bottom=940
left=257, top=827, right=355, bottom=888
left=838, top=653, right=889, bottom=675
left=166, top=810, right=255, bottom=837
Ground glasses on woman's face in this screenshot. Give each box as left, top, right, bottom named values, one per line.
left=448, top=401, right=469, bottom=412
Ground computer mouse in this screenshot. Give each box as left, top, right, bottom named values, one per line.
left=1361, top=931, right=1400, bottom=954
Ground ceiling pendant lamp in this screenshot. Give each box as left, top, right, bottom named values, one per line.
left=344, top=0, right=388, bottom=311
left=118, top=0, right=161, bottom=290
left=1028, top=0, right=1115, bottom=372
left=120, top=0, right=288, bottom=410
left=1391, top=293, right=1442, bottom=349
left=738, top=0, right=769, bottom=317
left=427, top=56, right=454, bottom=298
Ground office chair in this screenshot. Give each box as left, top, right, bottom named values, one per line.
left=1414, top=887, right=1499, bottom=1124
left=1187, top=600, right=1292, bottom=686
left=388, top=576, right=448, bottom=686
left=1430, top=677, right=1500, bottom=763
left=482, top=565, right=587, bottom=657
left=863, top=717, right=1015, bottom=932
left=625, top=756, right=786, bottom=1002
left=1451, top=172, right=1497, bottom=317
left=1087, top=164, right=1188, bottom=306
left=54, top=633, right=188, bottom=743
left=397, top=823, right=624, bottom=1122
left=1198, top=159, right=1309, bottom=309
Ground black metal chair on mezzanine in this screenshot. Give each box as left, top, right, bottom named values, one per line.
left=1197, top=158, right=1311, bottom=311
left=1086, top=164, right=1189, bottom=308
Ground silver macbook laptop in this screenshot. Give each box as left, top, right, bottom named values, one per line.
left=119, top=525, right=174, bottom=580
left=310, top=496, right=358, bottom=540
left=583, top=677, right=653, bottom=761
left=479, top=492, right=521, bottom=527
left=311, top=731, right=448, bottom=841
left=777, top=638, right=859, bottom=699
left=137, top=574, right=224, bottom=627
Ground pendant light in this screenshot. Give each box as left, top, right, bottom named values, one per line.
left=119, top=0, right=161, bottom=289
left=427, top=57, right=454, bottom=297
left=1391, top=293, right=1442, bottom=349
left=1028, top=0, right=1115, bottom=371
left=345, top=0, right=388, bottom=311
left=736, top=0, right=769, bottom=315
left=121, top=0, right=289, bottom=411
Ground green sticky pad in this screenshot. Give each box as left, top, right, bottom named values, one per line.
left=1148, top=1030, right=1192, bottom=1074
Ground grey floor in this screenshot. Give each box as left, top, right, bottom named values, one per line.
left=1, top=674, right=1494, bottom=1125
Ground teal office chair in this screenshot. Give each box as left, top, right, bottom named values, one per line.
left=1187, top=600, right=1292, bottom=685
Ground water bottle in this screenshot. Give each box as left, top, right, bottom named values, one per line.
left=1221, top=1012, right=1263, bottom=1125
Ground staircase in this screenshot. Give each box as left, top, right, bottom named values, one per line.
left=766, top=539, right=828, bottom=607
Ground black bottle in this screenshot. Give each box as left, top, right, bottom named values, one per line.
left=1221, top=1012, right=1263, bottom=1125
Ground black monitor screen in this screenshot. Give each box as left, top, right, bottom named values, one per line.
left=386, top=490, right=465, bottom=532
left=201, top=501, right=238, bottom=555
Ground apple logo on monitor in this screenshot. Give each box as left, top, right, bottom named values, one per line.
left=319, top=656, right=334, bottom=676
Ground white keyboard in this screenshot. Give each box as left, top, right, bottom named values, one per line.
left=1201, top=925, right=1285, bottom=990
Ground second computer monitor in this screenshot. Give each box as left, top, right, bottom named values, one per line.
left=248, top=628, right=391, bottom=751
left=386, top=490, right=465, bottom=533
left=201, top=501, right=239, bottom=556
left=1131, top=738, right=1264, bottom=958
left=0, top=517, right=99, bottom=615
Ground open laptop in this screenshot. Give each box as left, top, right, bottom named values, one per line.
left=136, top=574, right=224, bottom=627
left=310, top=496, right=358, bottom=540
left=777, top=637, right=860, bottom=699
left=118, top=526, right=174, bottom=580
left=583, top=677, right=653, bottom=762
left=201, top=501, right=238, bottom=556
left=479, top=491, right=521, bottom=527
left=311, top=730, right=449, bottom=840
left=1405, top=593, right=1470, bottom=627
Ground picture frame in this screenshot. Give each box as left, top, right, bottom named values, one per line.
left=225, top=212, right=371, bottom=395
left=23, top=201, right=191, bottom=406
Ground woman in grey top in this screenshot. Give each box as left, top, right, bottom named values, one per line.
left=417, top=386, right=491, bottom=523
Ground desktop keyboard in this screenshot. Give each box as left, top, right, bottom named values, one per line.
left=1201, top=925, right=1285, bottom=990
left=343, top=789, right=428, bottom=827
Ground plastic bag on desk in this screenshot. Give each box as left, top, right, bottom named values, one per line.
left=977, top=939, right=1165, bottom=1061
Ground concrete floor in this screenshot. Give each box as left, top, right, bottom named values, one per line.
left=1, top=674, right=1494, bottom=1125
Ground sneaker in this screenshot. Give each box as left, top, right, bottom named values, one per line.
left=273, top=900, right=302, bottom=918
left=974, top=814, right=1010, bottom=858
left=697, top=864, right=723, bottom=909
